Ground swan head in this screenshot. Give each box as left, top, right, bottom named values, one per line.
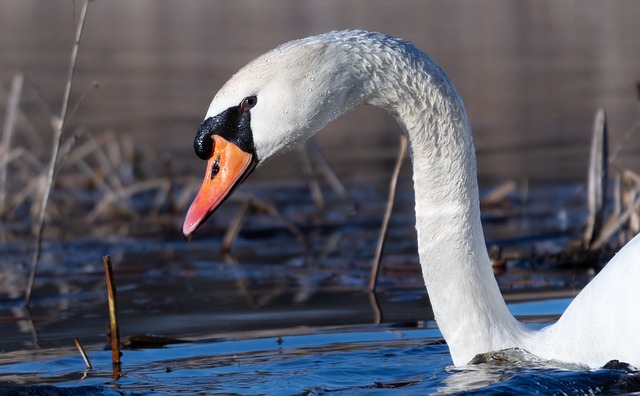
left=183, top=31, right=372, bottom=238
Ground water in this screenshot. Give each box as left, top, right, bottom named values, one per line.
left=1, top=181, right=636, bottom=394
left=2, top=1, right=640, bottom=394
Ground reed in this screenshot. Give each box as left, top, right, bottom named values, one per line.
left=369, top=134, right=407, bottom=292
left=73, top=337, right=92, bottom=370
left=103, top=255, right=121, bottom=367
left=0, top=74, right=23, bottom=219
left=24, top=0, right=90, bottom=306
left=583, top=108, right=608, bottom=248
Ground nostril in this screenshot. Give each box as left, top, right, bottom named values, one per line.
left=210, top=156, right=221, bottom=179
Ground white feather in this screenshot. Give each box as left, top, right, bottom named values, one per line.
left=203, top=30, right=640, bottom=368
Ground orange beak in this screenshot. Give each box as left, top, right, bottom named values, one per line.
left=183, top=135, right=254, bottom=239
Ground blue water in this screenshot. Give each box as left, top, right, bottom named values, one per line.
left=1, top=242, right=638, bottom=396
left=0, top=182, right=636, bottom=394
left=1, top=323, right=639, bottom=395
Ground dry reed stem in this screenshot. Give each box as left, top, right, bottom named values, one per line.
left=149, top=179, right=171, bottom=215
left=222, top=199, right=253, bottom=253
left=2, top=150, right=42, bottom=218
left=78, top=160, right=135, bottom=220
left=24, top=0, right=90, bottom=306
left=51, top=127, right=86, bottom=177
left=103, top=255, right=121, bottom=366
left=622, top=169, right=640, bottom=187
left=613, top=173, right=623, bottom=245
left=592, top=194, right=640, bottom=250
left=65, top=131, right=117, bottom=166
left=1, top=74, right=24, bottom=216
left=369, top=133, right=407, bottom=292
left=68, top=132, right=139, bottom=218
left=299, top=143, right=324, bottom=210
left=250, top=197, right=308, bottom=249
left=609, top=120, right=640, bottom=166
left=88, top=178, right=171, bottom=221
left=0, top=148, right=26, bottom=169
left=10, top=148, right=42, bottom=173
left=175, top=180, right=200, bottom=210
left=583, top=108, right=608, bottom=248
left=368, top=290, right=383, bottom=325
left=213, top=194, right=308, bottom=251
left=305, top=138, right=352, bottom=204
left=623, top=170, right=640, bottom=235
left=73, top=337, right=92, bottom=369
left=481, top=180, right=517, bottom=207
left=9, top=130, right=83, bottom=221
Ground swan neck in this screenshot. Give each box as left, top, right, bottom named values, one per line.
left=357, top=39, right=524, bottom=365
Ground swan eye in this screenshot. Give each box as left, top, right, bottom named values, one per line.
left=240, top=96, right=257, bottom=112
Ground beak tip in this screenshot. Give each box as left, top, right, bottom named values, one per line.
left=182, top=221, right=197, bottom=242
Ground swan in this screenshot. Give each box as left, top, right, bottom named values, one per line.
left=182, top=30, right=640, bottom=368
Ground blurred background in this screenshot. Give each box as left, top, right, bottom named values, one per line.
left=2, top=0, right=639, bottom=185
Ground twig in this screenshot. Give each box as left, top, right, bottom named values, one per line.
left=369, top=133, right=407, bottom=292
left=103, top=255, right=121, bottom=367
left=0, top=74, right=23, bottom=216
left=73, top=337, right=92, bottom=369
left=24, top=0, right=90, bottom=306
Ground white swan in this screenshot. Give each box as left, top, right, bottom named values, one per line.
left=182, top=30, right=640, bottom=368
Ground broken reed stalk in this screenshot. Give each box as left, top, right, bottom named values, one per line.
left=0, top=74, right=24, bottom=217
left=73, top=337, right=92, bottom=370
left=369, top=133, right=407, bottom=292
left=583, top=108, right=608, bottom=248
left=103, top=255, right=121, bottom=366
left=24, top=0, right=90, bottom=306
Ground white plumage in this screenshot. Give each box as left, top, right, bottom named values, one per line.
left=202, top=30, right=640, bottom=368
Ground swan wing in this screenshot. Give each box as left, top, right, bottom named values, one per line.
left=537, top=233, right=640, bottom=367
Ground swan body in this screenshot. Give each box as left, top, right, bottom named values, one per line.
left=183, top=30, right=640, bottom=368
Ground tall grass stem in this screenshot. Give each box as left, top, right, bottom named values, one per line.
left=24, top=0, right=90, bottom=306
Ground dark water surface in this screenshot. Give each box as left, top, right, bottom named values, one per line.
left=2, top=1, right=640, bottom=394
